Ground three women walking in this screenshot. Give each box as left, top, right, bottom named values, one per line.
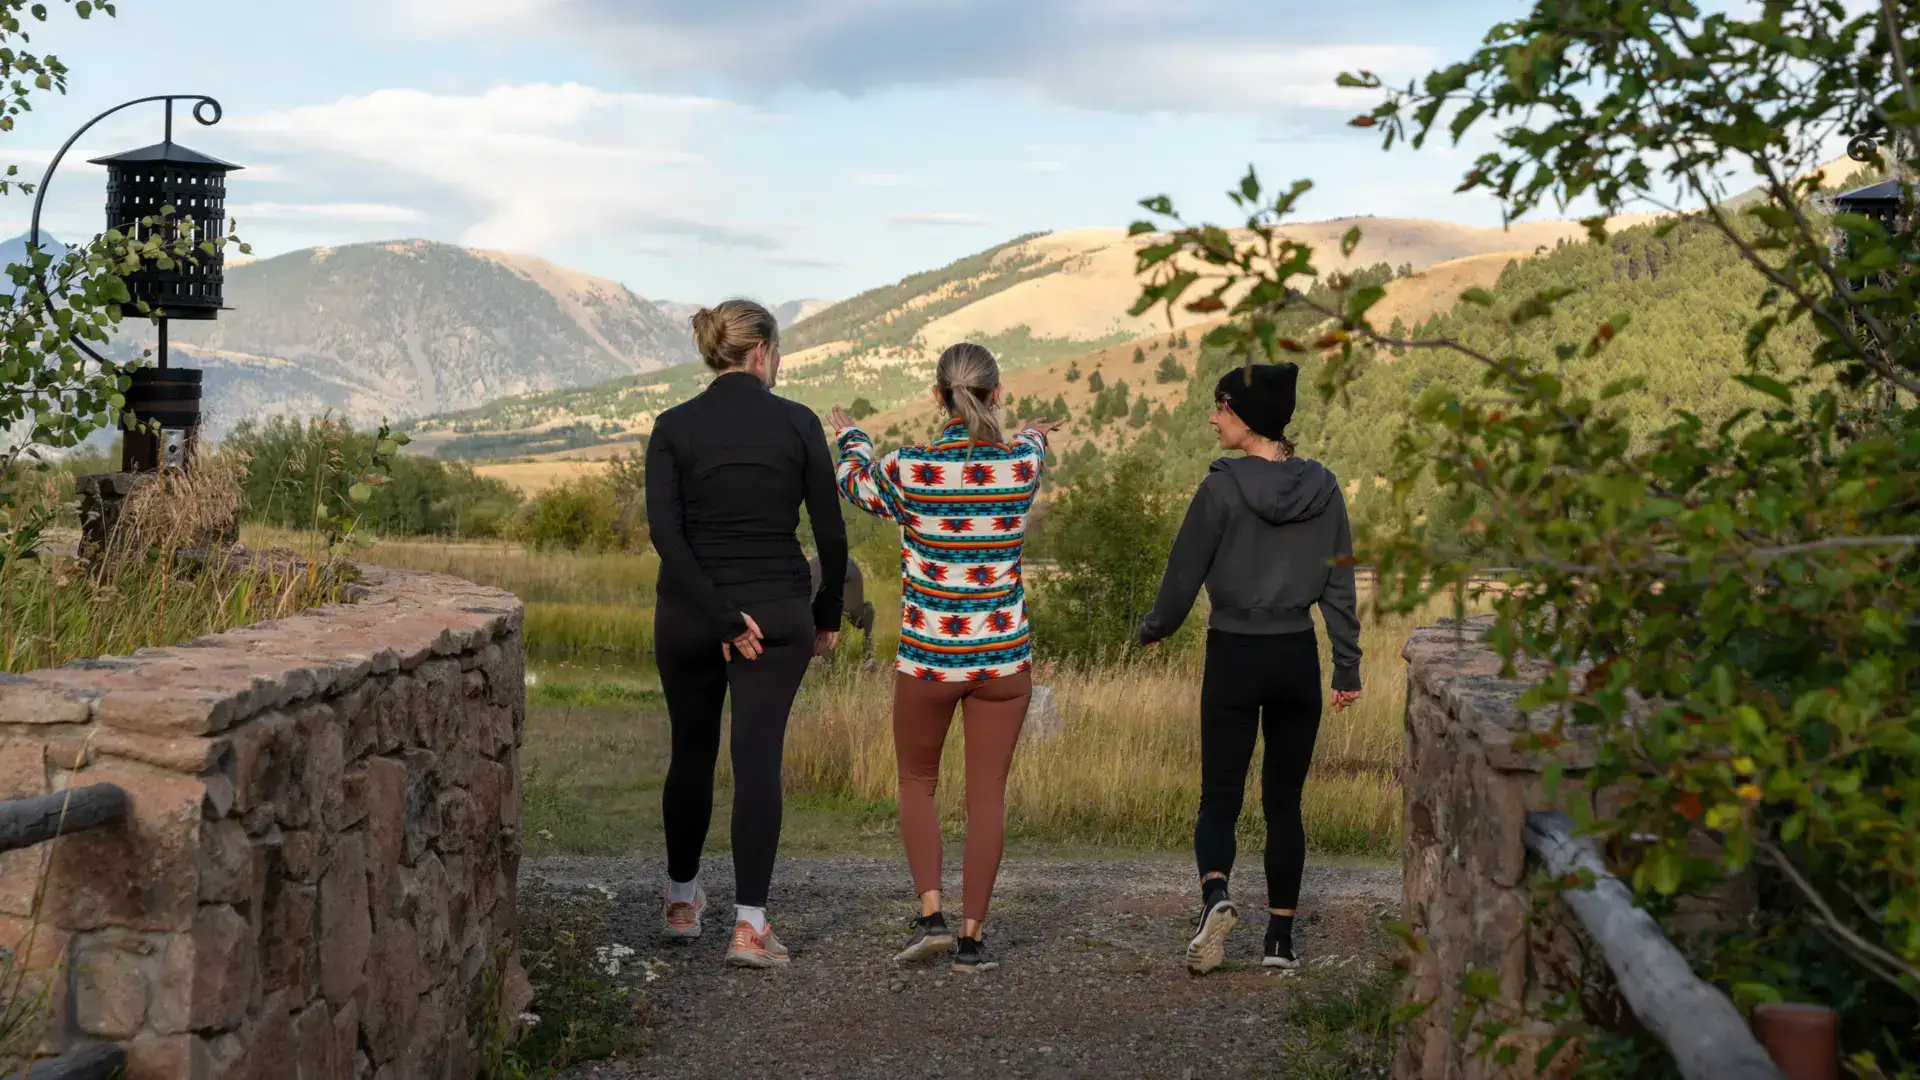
left=644, top=297, right=1357, bottom=974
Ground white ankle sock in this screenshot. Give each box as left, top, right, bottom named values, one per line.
left=667, top=877, right=698, bottom=904
left=736, top=905, right=767, bottom=932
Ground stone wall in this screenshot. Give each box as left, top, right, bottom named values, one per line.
left=0, top=567, right=527, bottom=1080
left=1398, top=616, right=1746, bottom=1079
left=1399, top=616, right=1593, bottom=1079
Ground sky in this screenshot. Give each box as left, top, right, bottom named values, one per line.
left=0, top=0, right=1864, bottom=308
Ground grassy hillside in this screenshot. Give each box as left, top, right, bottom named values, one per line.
left=412, top=212, right=1662, bottom=462
left=1094, top=212, right=1832, bottom=547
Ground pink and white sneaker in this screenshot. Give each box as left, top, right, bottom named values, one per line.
left=662, top=885, right=707, bottom=939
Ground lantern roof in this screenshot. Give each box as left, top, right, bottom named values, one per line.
left=1834, top=177, right=1903, bottom=209
left=87, top=140, right=242, bottom=171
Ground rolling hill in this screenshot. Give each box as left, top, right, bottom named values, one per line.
left=413, top=212, right=1658, bottom=468
left=111, top=239, right=698, bottom=438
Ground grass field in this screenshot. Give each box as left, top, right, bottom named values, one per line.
left=288, top=531, right=1443, bottom=862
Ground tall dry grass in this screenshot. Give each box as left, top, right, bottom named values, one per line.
left=2, top=455, right=336, bottom=674
left=778, top=598, right=1448, bottom=856
left=241, top=527, right=660, bottom=656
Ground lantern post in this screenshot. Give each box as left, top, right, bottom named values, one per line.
left=24, top=95, right=242, bottom=551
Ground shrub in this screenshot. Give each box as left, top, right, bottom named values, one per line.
left=1028, top=446, right=1186, bottom=659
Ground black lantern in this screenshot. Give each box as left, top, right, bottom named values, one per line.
left=88, top=140, right=241, bottom=322
left=25, top=95, right=239, bottom=476
left=88, top=137, right=240, bottom=473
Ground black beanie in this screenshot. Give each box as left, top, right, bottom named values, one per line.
left=1213, top=363, right=1299, bottom=441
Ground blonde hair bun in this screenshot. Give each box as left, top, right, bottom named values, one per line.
left=691, top=299, right=779, bottom=372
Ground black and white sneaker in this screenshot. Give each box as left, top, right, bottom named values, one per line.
left=1186, top=893, right=1239, bottom=975
left=951, top=936, right=999, bottom=973
left=894, top=913, right=956, bottom=965
left=1262, top=917, right=1299, bottom=969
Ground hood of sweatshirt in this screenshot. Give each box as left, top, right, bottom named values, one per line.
left=1208, top=455, right=1340, bottom=526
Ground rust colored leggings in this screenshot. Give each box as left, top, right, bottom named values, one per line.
left=892, top=670, right=1031, bottom=923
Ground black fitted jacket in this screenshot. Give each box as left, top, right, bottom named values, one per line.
left=644, top=372, right=848, bottom=642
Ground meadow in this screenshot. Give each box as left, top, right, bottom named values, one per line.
left=248, top=530, right=1431, bottom=861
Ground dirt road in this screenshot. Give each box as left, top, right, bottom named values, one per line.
left=532, top=853, right=1400, bottom=1080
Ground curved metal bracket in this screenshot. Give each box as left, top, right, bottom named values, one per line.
left=24, top=94, right=224, bottom=367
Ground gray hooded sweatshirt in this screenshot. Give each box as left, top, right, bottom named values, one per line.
left=1137, top=455, right=1362, bottom=691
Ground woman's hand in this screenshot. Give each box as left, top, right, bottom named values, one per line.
left=813, top=629, right=840, bottom=657
left=1026, top=417, right=1065, bottom=436
left=1330, top=689, right=1362, bottom=713
left=827, top=406, right=857, bottom=433
left=721, top=612, right=765, bottom=662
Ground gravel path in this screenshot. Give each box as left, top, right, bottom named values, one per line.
left=530, top=853, right=1400, bottom=1080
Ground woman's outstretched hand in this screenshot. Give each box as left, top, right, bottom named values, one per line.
left=722, top=612, right=766, bottom=662
left=827, top=406, right=857, bottom=433
left=1330, top=689, right=1362, bottom=713
left=1026, top=417, right=1065, bottom=436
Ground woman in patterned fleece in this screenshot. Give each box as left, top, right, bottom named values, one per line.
left=828, top=343, right=1062, bottom=974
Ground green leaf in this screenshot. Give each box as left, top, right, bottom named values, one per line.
left=347, top=482, right=373, bottom=504
left=1734, top=372, right=1792, bottom=405
left=1341, top=226, right=1363, bottom=258
left=75, top=0, right=92, bottom=16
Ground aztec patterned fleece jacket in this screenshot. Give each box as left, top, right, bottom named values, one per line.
left=835, top=419, right=1048, bottom=682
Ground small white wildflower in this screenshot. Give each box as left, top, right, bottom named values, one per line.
left=640, top=958, right=670, bottom=983
left=524, top=673, right=539, bottom=687
left=595, top=942, right=636, bottom=977
left=517, top=1012, right=540, bottom=1027
left=535, top=828, right=555, bottom=841
left=586, top=883, right=616, bottom=901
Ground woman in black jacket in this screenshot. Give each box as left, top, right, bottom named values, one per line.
left=1137, top=362, right=1362, bottom=975
left=644, top=299, right=848, bottom=969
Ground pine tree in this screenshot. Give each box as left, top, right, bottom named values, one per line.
left=1155, top=354, right=1188, bottom=384
left=1088, top=369, right=1105, bottom=392
left=1128, top=395, right=1150, bottom=428
left=1066, top=361, right=1082, bottom=383
left=850, top=397, right=876, bottom=420
left=1133, top=345, right=1147, bottom=364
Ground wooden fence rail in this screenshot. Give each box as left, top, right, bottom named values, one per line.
left=0, top=1044, right=127, bottom=1080
left=1522, top=811, right=1786, bottom=1080
left=0, top=785, right=128, bottom=855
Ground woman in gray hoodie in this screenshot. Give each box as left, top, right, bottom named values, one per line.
left=1137, top=361, right=1362, bottom=974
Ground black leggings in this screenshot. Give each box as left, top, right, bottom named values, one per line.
left=1194, top=628, right=1323, bottom=910
left=657, top=596, right=814, bottom=908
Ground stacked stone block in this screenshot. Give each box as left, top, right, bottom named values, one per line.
left=1396, top=616, right=1750, bottom=1080
left=0, top=568, right=527, bottom=1080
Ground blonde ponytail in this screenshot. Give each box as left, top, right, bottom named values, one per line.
left=936, top=342, right=1003, bottom=447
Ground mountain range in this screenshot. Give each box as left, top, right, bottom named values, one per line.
left=404, top=211, right=1665, bottom=467
left=102, top=240, right=697, bottom=437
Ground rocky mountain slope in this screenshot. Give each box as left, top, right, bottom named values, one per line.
left=114, top=239, right=696, bottom=437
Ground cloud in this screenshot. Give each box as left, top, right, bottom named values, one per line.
left=230, top=202, right=427, bottom=224
left=762, top=253, right=842, bottom=268
left=889, top=212, right=990, bottom=227
left=386, top=0, right=1439, bottom=116
left=225, top=83, right=755, bottom=253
